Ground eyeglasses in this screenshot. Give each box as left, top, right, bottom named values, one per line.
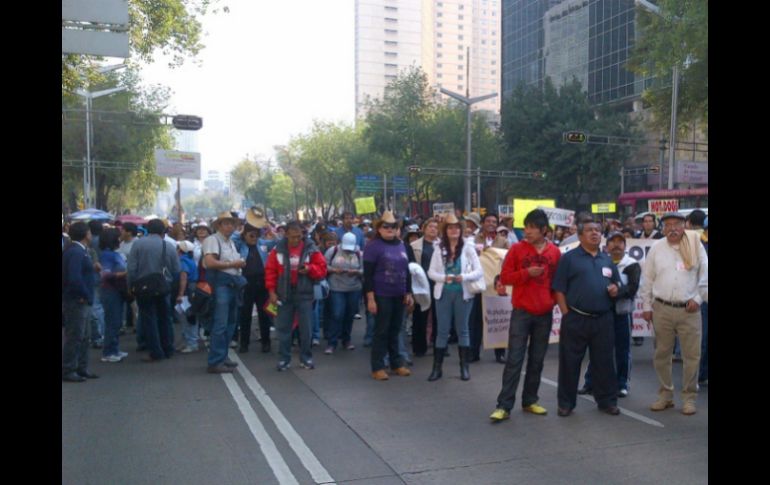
left=381, top=223, right=397, bottom=229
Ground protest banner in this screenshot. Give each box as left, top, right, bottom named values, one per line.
left=538, top=206, right=575, bottom=227
left=354, top=197, right=376, bottom=215
left=512, top=199, right=554, bottom=228
left=432, top=202, right=455, bottom=218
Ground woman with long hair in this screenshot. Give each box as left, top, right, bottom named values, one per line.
left=427, top=214, right=484, bottom=381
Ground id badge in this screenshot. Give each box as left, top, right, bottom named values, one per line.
left=676, top=262, right=686, bottom=271
left=602, top=267, right=612, bottom=278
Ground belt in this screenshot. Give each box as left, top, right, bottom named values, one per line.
left=568, top=306, right=600, bottom=318
left=655, top=297, right=687, bottom=308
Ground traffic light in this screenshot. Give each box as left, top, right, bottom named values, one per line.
left=564, top=131, right=587, bottom=144
left=408, top=165, right=421, bottom=174
left=649, top=165, right=660, bottom=174
left=172, top=114, right=203, bottom=131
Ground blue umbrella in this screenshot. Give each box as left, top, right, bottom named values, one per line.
left=70, top=208, right=115, bottom=221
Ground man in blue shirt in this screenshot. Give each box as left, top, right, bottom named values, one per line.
left=552, top=218, right=622, bottom=417
left=334, top=211, right=364, bottom=251
left=62, top=222, right=99, bottom=382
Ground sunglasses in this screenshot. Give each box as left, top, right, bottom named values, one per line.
left=381, top=223, right=397, bottom=229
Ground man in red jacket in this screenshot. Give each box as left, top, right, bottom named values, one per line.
left=265, top=221, right=327, bottom=370
left=489, top=209, right=561, bottom=422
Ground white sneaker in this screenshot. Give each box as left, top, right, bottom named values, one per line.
left=100, top=354, right=123, bottom=363
left=353, top=314, right=362, bottom=320
left=180, top=346, right=198, bottom=354
left=229, top=341, right=239, bottom=349
left=117, top=351, right=128, bottom=359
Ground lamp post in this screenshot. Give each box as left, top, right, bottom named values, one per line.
left=635, top=0, right=679, bottom=190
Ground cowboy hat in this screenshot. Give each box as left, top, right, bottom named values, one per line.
left=213, top=211, right=238, bottom=227
left=177, top=240, right=195, bottom=253
left=374, top=211, right=397, bottom=229
left=245, top=206, right=269, bottom=229
left=464, top=212, right=481, bottom=228
left=440, top=213, right=465, bottom=233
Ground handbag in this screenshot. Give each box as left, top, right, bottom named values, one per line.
left=130, top=240, right=172, bottom=298
left=190, top=281, right=213, bottom=317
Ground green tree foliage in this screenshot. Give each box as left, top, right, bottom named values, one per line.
left=628, top=0, right=708, bottom=134
left=61, top=71, right=173, bottom=213
left=63, top=0, right=226, bottom=93
left=182, top=191, right=235, bottom=220
left=499, top=79, right=639, bottom=210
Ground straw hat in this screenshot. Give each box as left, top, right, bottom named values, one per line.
left=464, top=212, right=481, bottom=229
left=212, top=211, right=238, bottom=227
left=245, top=206, right=269, bottom=229
left=374, top=210, right=397, bottom=229
left=440, top=213, right=465, bottom=233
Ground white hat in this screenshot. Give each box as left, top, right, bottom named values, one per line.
left=341, top=232, right=357, bottom=251
left=177, top=240, right=195, bottom=253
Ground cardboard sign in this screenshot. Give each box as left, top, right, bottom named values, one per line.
left=512, top=199, right=555, bottom=228
left=354, top=197, right=376, bottom=215
left=591, top=202, right=616, bottom=214
left=498, top=205, right=514, bottom=217
left=432, top=202, right=455, bottom=217
left=648, top=199, right=679, bottom=216
left=538, top=206, right=575, bottom=227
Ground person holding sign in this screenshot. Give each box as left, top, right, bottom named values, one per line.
left=552, top=217, right=622, bottom=417
left=489, top=209, right=561, bottom=421
left=426, top=214, right=484, bottom=381
left=364, top=211, right=414, bottom=381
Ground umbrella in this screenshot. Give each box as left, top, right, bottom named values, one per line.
left=70, top=208, right=115, bottom=221
left=116, top=214, right=148, bottom=225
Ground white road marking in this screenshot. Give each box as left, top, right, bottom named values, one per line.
left=230, top=352, right=336, bottom=484
left=221, top=373, right=299, bottom=485
left=539, top=376, right=665, bottom=428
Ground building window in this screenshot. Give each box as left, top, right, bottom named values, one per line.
left=459, top=24, right=463, bottom=30
left=385, top=17, right=398, bottom=23
left=437, top=12, right=443, bottom=17
left=437, top=22, right=443, bottom=27
left=458, top=45, right=464, bottom=50
left=458, top=35, right=464, bottom=40
left=482, top=39, right=486, bottom=45
left=458, top=55, right=463, bottom=60
left=385, top=6, right=397, bottom=12
left=385, top=29, right=397, bottom=34
left=385, top=40, right=398, bottom=46
left=458, top=75, right=463, bottom=80
left=385, top=52, right=398, bottom=57
left=458, top=64, right=463, bottom=70
left=491, top=60, right=496, bottom=65
left=491, top=70, right=496, bottom=75
left=459, top=4, right=464, bottom=10
left=437, top=43, right=443, bottom=48
left=385, top=63, right=398, bottom=68
left=458, top=85, right=463, bottom=90
left=492, top=40, right=496, bottom=46
left=438, top=53, right=443, bottom=58
left=437, top=73, right=443, bottom=78
left=458, top=14, right=464, bottom=20
left=437, top=32, right=443, bottom=38
left=437, top=63, right=443, bottom=68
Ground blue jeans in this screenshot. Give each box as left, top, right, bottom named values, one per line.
left=90, top=287, right=105, bottom=343
left=101, top=287, right=125, bottom=357
left=276, top=296, right=313, bottom=365
left=699, top=302, right=708, bottom=381
left=584, top=312, right=632, bottom=391
left=62, top=299, right=92, bottom=375
left=328, top=290, right=361, bottom=348
left=364, top=310, right=375, bottom=346
left=175, top=306, right=199, bottom=349
left=137, top=295, right=174, bottom=360
left=496, top=309, right=553, bottom=410
left=433, top=290, right=472, bottom=348
left=208, top=285, right=238, bottom=367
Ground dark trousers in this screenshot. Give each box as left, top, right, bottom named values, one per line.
left=496, top=309, right=553, bottom=410
left=62, top=299, right=92, bottom=376
left=137, top=295, right=174, bottom=360
left=238, top=280, right=271, bottom=347
left=469, top=294, right=483, bottom=357
left=411, top=300, right=432, bottom=356
left=371, top=296, right=406, bottom=372
left=699, top=302, right=708, bottom=381
left=558, top=311, right=618, bottom=410
left=584, top=312, right=632, bottom=391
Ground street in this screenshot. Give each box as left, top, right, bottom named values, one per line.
left=62, top=322, right=708, bottom=484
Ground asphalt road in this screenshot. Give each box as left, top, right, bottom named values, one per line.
left=62, top=321, right=708, bottom=485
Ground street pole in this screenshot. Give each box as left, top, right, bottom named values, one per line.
left=620, top=167, right=624, bottom=195
left=476, top=169, right=481, bottom=213
left=84, top=95, right=91, bottom=207
left=659, top=138, right=666, bottom=190
left=668, top=65, right=679, bottom=189
left=383, top=174, right=388, bottom=211
left=177, top=178, right=182, bottom=223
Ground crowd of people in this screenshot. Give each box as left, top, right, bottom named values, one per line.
left=62, top=205, right=708, bottom=418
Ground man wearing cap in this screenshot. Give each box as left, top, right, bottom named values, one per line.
left=640, top=212, right=708, bottom=415
left=334, top=211, right=365, bottom=251
left=578, top=231, right=641, bottom=398
left=201, top=212, right=247, bottom=373
left=464, top=212, right=481, bottom=239
left=552, top=217, right=623, bottom=417
left=237, top=207, right=277, bottom=353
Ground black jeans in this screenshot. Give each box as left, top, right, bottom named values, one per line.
left=371, top=295, right=406, bottom=372
left=137, top=294, right=174, bottom=360
left=469, top=294, right=483, bottom=357
left=496, top=309, right=553, bottom=410
left=411, top=297, right=433, bottom=355
left=62, top=299, right=92, bottom=375
left=558, top=311, right=618, bottom=410
left=238, top=279, right=271, bottom=347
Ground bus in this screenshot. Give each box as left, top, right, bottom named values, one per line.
left=617, top=187, right=708, bottom=216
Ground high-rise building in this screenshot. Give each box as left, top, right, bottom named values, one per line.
left=355, top=0, right=422, bottom=118
left=502, top=0, right=653, bottom=108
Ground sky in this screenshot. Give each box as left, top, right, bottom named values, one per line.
left=140, top=0, right=355, bottom=177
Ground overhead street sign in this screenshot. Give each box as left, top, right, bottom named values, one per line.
left=172, top=115, right=203, bottom=131
left=564, top=131, right=587, bottom=144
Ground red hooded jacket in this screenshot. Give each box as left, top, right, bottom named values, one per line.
left=500, top=240, right=561, bottom=316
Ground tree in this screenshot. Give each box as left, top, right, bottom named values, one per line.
left=499, top=78, right=639, bottom=210
left=62, top=71, right=174, bottom=213
left=628, top=0, right=708, bottom=134
left=63, top=0, right=227, bottom=93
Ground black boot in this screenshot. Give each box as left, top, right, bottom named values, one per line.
left=428, top=348, right=445, bottom=381
left=459, top=346, right=471, bottom=381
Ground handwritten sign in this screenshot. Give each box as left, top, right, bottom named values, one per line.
left=432, top=202, right=455, bottom=217
left=354, top=197, right=376, bottom=215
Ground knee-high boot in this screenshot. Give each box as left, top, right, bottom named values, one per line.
left=459, top=346, right=471, bottom=381
left=428, top=348, right=445, bottom=381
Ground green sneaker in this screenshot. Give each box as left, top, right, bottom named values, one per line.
left=489, top=408, right=510, bottom=422
left=522, top=403, right=548, bottom=415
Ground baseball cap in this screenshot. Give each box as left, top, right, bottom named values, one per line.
left=341, top=232, right=357, bottom=251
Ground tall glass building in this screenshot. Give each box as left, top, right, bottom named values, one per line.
left=501, top=0, right=653, bottom=107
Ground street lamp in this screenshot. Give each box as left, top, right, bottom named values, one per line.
left=635, top=0, right=679, bottom=190
left=440, top=86, right=497, bottom=214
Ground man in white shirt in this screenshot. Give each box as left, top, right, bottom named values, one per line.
left=640, top=212, right=708, bottom=416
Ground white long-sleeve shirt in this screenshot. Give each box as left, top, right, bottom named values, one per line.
left=640, top=237, right=708, bottom=311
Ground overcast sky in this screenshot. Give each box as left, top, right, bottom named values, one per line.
left=140, top=0, right=355, bottom=177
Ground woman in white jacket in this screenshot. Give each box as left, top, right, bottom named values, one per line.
left=427, top=213, right=484, bottom=381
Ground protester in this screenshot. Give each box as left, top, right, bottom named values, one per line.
left=636, top=213, right=663, bottom=240
left=463, top=212, right=481, bottom=238
left=579, top=231, right=641, bottom=398
left=62, top=222, right=99, bottom=382
left=407, top=218, right=440, bottom=357
left=98, top=228, right=129, bottom=363
left=266, top=221, right=327, bottom=371
left=127, top=219, right=181, bottom=363
left=640, top=212, right=708, bottom=415
left=325, top=232, right=363, bottom=354
left=552, top=217, right=622, bottom=417
left=201, top=212, right=247, bottom=373
left=174, top=240, right=199, bottom=353
left=698, top=216, right=708, bottom=386
left=364, top=211, right=414, bottom=380
left=88, top=220, right=106, bottom=349
left=334, top=211, right=365, bottom=250
left=489, top=209, right=561, bottom=421
left=426, top=214, right=484, bottom=381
